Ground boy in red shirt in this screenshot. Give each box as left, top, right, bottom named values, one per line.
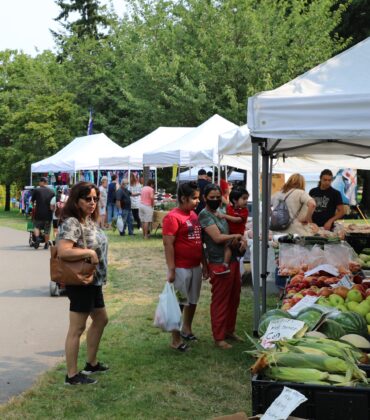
left=215, top=188, right=249, bottom=275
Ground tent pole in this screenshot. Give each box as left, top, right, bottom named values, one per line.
left=30, top=169, right=33, bottom=186
left=155, top=168, right=158, bottom=191
left=260, top=149, right=269, bottom=314
left=225, top=165, right=228, bottom=183
left=252, top=140, right=260, bottom=335
left=212, top=165, right=215, bottom=183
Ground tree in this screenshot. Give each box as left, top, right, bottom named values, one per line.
left=53, top=0, right=110, bottom=41
left=0, top=51, right=82, bottom=209
left=112, top=0, right=349, bottom=139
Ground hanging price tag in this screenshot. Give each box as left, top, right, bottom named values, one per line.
left=331, top=275, right=353, bottom=288
left=261, top=386, right=308, bottom=420
left=287, top=295, right=318, bottom=317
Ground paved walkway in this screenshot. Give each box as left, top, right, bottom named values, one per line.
left=0, top=227, right=69, bottom=404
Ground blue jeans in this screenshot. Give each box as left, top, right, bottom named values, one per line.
left=121, top=209, right=134, bottom=235
left=107, top=203, right=117, bottom=223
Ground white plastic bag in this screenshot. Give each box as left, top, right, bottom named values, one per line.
left=153, top=282, right=182, bottom=332
left=116, top=215, right=124, bottom=233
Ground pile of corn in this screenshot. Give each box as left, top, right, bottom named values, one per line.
left=249, top=336, right=369, bottom=387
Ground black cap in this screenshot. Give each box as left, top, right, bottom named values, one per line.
left=207, top=171, right=213, bottom=177
left=39, top=177, right=48, bottom=183
left=198, top=169, right=207, bottom=176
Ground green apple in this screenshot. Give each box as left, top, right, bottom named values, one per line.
left=347, top=301, right=360, bottom=312
left=354, top=301, right=370, bottom=317
left=366, top=312, right=370, bottom=324
left=329, top=294, right=344, bottom=307
left=337, top=303, right=348, bottom=312
left=346, top=289, right=363, bottom=303
left=317, top=297, right=331, bottom=307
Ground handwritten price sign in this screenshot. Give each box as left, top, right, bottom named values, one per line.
left=261, top=318, right=305, bottom=344
left=261, top=386, right=308, bottom=420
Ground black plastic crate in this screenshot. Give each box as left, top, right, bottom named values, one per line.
left=345, top=234, right=370, bottom=254
left=252, top=374, right=370, bottom=420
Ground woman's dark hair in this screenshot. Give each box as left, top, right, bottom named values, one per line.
left=229, top=188, right=249, bottom=206
left=61, top=182, right=100, bottom=222
left=318, top=169, right=333, bottom=187
left=177, top=182, right=199, bottom=204
left=147, top=179, right=155, bottom=187
left=203, top=183, right=222, bottom=199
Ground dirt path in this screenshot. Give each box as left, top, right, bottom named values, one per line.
left=0, top=227, right=69, bottom=404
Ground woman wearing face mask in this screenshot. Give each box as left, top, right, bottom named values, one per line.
left=162, top=182, right=206, bottom=352
left=198, top=183, right=246, bottom=349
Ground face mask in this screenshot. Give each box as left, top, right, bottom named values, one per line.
left=206, top=199, right=221, bottom=211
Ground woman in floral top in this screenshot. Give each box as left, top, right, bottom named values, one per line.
left=58, top=182, right=108, bottom=385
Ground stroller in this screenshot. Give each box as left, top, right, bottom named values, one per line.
left=27, top=220, right=46, bottom=249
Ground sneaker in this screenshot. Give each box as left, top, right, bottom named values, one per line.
left=213, top=264, right=231, bottom=276
left=64, top=372, right=97, bottom=385
left=81, top=362, right=109, bottom=375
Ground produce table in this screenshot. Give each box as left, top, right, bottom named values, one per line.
left=250, top=237, right=370, bottom=419
left=152, top=210, right=169, bottom=233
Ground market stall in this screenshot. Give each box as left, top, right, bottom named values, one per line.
left=245, top=37, right=370, bottom=331
left=243, top=36, right=370, bottom=419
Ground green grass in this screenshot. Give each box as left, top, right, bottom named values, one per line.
left=0, top=212, right=279, bottom=419
left=0, top=208, right=28, bottom=231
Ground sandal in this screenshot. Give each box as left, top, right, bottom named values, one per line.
left=180, top=332, right=198, bottom=341
left=171, top=342, right=189, bottom=352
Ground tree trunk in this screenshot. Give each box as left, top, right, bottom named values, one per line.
left=359, top=170, right=370, bottom=213
left=4, top=184, right=10, bottom=211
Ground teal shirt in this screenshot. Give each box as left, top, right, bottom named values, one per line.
left=199, top=208, right=229, bottom=263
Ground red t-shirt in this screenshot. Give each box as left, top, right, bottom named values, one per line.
left=226, top=204, right=248, bottom=235
left=162, top=208, right=202, bottom=268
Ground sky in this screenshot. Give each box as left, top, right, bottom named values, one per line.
left=0, top=0, right=126, bottom=56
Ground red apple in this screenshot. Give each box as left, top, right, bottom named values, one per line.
left=333, top=286, right=349, bottom=299
left=319, top=287, right=333, bottom=297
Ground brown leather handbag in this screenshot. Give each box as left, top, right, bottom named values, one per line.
left=50, top=227, right=97, bottom=286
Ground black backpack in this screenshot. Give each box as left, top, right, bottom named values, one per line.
left=270, top=190, right=295, bottom=231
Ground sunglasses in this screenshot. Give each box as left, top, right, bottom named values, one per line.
left=81, top=196, right=99, bottom=203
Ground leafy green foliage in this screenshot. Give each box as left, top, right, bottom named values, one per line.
left=0, top=0, right=355, bottom=195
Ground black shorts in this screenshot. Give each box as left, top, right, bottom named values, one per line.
left=34, top=220, right=51, bottom=235
left=65, top=285, right=105, bottom=313
left=52, top=219, right=59, bottom=229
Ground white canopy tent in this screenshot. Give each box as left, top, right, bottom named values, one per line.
left=98, top=127, right=194, bottom=169
left=245, top=37, right=370, bottom=333
left=219, top=124, right=370, bottom=172
left=143, top=114, right=239, bottom=167
left=31, top=133, right=131, bottom=174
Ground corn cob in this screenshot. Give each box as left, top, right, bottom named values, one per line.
left=264, top=367, right=329, bottom=383
left=268, top=353, right=348, bottom=373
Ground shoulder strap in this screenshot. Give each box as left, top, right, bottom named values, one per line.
left=283, top=189, right=295, bottom=201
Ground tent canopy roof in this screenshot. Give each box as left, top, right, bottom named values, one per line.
left=248, top=37, right=370, bottom=154
left=31, top=133, right=127, bottom=173
left=99, top=127, right=193, bottom=169
left=143, top=114, right=238, bottom=167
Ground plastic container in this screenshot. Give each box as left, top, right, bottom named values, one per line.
left=252, top=374, right=370, bottom=420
